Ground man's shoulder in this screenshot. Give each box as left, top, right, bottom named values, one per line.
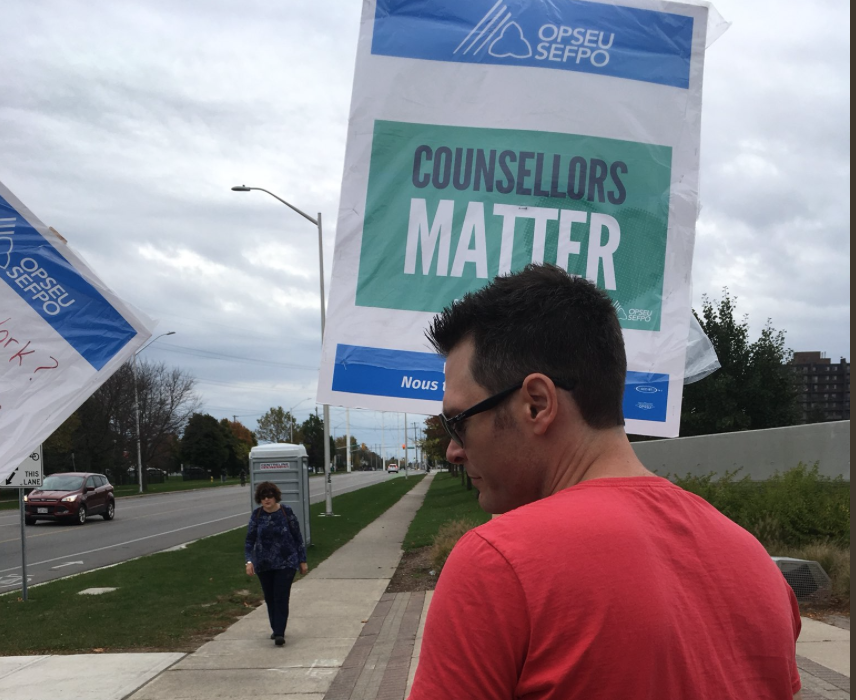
left=471, top=475, right=739, bottom=551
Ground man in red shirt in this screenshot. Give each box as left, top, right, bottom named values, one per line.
left=409, top=264, right=802, bottom=700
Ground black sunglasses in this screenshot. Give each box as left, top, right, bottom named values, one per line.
left=440, top=378, right=573, bottom=447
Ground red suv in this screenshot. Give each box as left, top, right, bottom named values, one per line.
left=25, top=472, right=115, bottom=525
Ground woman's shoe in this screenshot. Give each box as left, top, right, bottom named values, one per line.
left=270, top=633, right=275, bottom=639
left=274, top=636, right=285, bottom=646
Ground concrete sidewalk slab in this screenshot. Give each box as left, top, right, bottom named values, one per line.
left=311, top=488, right=429, bottom=581
left=0, top=653, right=184, bottom=700
left=798, top=617, right=851, bottom=678
left=130, top=668, right=337, bottom=699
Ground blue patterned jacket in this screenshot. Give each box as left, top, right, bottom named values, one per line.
left=244, top=504, right=307, bottom=573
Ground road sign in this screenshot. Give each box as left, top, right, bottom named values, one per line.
left=4, top=445, right=43, bottom=488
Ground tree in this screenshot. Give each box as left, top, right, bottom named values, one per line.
left=680, top=289, right=799, bottom=436
left=300, top=413, right=335, bottom=471
left=181, top=413, right=229, bottom=477
left=220, top=419, right=257, bottom=476
left=255, top=407, right=301, bottom=443
left=135, top=360, right=201, bottom=477
left=69, top=362, right=136, bottom=478
left=421, top=416, right=450, bottom=467
left=43, top=411, right=81, bottom=474
left=41, top=359, right=199, bottom=486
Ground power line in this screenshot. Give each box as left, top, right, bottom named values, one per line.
left=156, top=342, right=318, bottom=370
left=194, top=377, right=312, bottom=392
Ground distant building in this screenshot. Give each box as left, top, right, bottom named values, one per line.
left=789, top=352, right=850, bottom=423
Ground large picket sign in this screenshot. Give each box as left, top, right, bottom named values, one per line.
left=0, top=181, right=152, bottom=481
left=318, top=0, right=713, bottom=437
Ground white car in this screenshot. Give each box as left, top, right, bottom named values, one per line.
left=387, top=464, right=399, bottom=474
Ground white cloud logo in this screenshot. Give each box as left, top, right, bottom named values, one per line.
left=489, top=23, right=532, bottom=59
left=455, top=1, right=531, bottom=59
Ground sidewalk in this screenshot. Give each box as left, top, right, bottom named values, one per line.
left=0, top=469, right=850, bottom=699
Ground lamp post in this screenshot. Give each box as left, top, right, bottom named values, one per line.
left=231, top=185, right=334, bottom=516
left=288, top=397, right=312, bottom=443
left=134, top=331, right=175, bottom=494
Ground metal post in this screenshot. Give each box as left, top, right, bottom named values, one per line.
left=404, top=412, right=409, bottom=478
left=318, top=213, right=335, bottom=516
left=134, top=354, right=144, bottom=494
left=19, top=490, right=28, bottom=601
left=346, top=409, right=352, bottom=472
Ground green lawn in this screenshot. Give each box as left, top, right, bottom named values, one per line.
left=402, top=471, right=490, bottom=550
left=0, top=475, right=424, bottom=655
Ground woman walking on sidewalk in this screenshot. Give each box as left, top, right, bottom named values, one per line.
left=245, top=481, right=309, bottom=646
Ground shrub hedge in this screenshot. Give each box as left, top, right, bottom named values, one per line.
left=672, top=463, right=850, bottom=548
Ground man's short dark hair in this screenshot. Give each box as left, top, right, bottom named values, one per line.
left=426, top=264, right=626, bottom=429
left=254, top=481, right=282, bottom=504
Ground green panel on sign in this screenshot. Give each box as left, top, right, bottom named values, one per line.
left=356, top=120, right=672, bottom=331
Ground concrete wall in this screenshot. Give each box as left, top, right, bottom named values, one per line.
left=632, top=421, right=850, bottom=480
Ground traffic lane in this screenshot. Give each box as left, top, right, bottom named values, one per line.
left=0, top=471, right=404, bottom=591
left=307, top=470, right=395, bottom=501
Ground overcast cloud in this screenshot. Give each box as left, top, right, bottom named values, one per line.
left=1, top=0, right=849, bottom=453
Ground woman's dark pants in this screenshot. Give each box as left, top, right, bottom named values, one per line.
left=257, top=567, right=297, bottom=637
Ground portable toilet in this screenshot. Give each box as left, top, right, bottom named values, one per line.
left=248, top=443, right=311, bottom=546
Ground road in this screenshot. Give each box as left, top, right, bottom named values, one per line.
left=0, top=470, right=401, bottom=594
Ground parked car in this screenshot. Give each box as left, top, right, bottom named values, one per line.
left=387, top=463, right=399, bottom=474
left=24, top=472, right=115, bottom=525
left=182, top=466, right=209, bottom=481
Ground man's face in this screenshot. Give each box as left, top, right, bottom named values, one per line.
left=442, top=338, right=539, bottom=514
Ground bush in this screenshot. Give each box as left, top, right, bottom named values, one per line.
left=430, top=519, right=480, bottom=574
left=673, top=463, right=850, bottom=548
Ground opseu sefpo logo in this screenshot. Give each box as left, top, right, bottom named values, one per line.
left=455, top=1, right=614, bottom=68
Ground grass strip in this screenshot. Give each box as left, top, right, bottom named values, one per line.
left=0, top=474, right=424, bottom=655
left=402, top=471, right=490, bottom=551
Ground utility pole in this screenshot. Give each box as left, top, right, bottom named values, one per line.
left=346, top=409, right=352, bottom=473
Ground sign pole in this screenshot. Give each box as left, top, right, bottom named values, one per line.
left=19, top=490, right=28, bottom=601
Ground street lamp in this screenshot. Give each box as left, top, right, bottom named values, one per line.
left=288, top=397, right=312, bottom=443
left=231, top=185, right=334, bottom=516
left=133, top=331, right=175, bottom=494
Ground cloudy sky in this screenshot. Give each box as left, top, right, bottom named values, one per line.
left=1, top=0, right=849, bottom=455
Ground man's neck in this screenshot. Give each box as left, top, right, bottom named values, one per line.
left=545, top=426, right=654, bottom=496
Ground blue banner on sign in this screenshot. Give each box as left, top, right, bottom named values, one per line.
left=333, top=344, right=446, bottom=400
left=0, top=193, right=137, bottom=370
left=333, top=343, right=669, bottom=422
left=373, top=0, right=694, bottom=89
left=622, top=371, right=669, bottom=422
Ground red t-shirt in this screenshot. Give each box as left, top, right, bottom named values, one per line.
left=410, top=477, right=801, bottom=699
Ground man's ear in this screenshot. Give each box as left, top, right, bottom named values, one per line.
left=520, top=374, right=559, bottom=436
